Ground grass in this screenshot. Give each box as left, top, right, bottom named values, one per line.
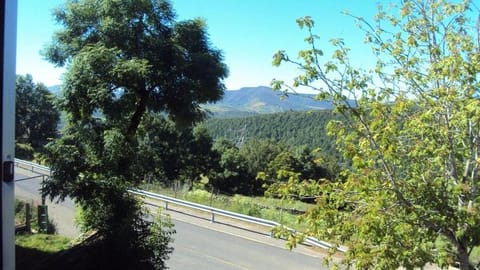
left=16, top=233, right=72, bottom=270
left=15, top=198, right=70, bottom=269
left=16, top=234, right=71, bottom=253
left=141, top=183, right=313, bottom=231
left=15, top=232, right=156, bottom=270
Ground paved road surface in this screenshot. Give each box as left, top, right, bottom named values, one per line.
left=169, top=219, right=327, bottom=270
left=15, top=168, right=330, bottom=269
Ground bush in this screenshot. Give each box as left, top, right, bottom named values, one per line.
left=184, top=189, right=212, bottom=204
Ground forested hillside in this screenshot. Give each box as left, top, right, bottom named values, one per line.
left=201, top=110, right=340, bottom=158
left=201, top=86, right=339, bottom=117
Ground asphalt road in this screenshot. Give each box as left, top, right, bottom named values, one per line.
left=15, top=168, right=329, bottom=270
left=169, top=219, right=327, bottom=270
left=15, top=172, right=43, bottom=197
left=15, top=170, right=75, bottom=209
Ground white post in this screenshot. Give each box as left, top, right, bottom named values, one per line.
left=1, top=0, right=17, bottom=269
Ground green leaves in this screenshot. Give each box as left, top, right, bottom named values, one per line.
left=272, top=50, right=287, bottom=66
left=15, top=75, right=61, bottom=159
left=42, top=1, right=229, bottom=268
left=272, top=1, right=480, bottom=269
left=296, top=16, right=314, bottom=29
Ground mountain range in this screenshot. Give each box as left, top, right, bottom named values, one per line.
left=48, top=85, right=333, bottom=118
left=203, top=86, right=333, bottom=118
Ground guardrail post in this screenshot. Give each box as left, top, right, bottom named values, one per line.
left=211, top=212, right=215, bottom=223
left=41, top=176, right=46, bottom=205
left=25, top=203, right=31, bottom=233
left=165, top=201, right=168, bottom=210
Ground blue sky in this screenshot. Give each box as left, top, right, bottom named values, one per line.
left=16, top=0, right=380, bottom=90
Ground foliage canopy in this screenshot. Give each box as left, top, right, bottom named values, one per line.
left=15, top=74, right=60, bottom=159
left=42, top=0, right=227, bottom=268
left=273, top=1, right=480, bottom=269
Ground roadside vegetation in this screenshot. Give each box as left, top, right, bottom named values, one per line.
left=16, top=234, right=72, bottom=270
left=143, top=184, right=311, bottom=232
left=16, top=234, right=71, bottom=254
left=15, top=199, right=71, bottom=270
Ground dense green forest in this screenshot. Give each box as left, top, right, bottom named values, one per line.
left=201, top=110, right=340, bottom=159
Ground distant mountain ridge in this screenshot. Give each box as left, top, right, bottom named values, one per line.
left=48, top=85, right=61, bottom=95
left=48, top=85, right=334, bottom=118
left=203, top=86, right=333, bottom=117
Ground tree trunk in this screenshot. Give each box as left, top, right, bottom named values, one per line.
left=457, top=241, right=471, bottom=270
left=118, top=92, right=147, bottom=179
left=126, top=94, right=147, bottom=144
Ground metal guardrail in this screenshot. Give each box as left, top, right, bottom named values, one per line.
left=130, top=189, right=345, bottom=252
left=14, top=174, right=47, bottom=182
left=129, top=189, right=280, bottom=227
left=14, top=158, right=50, bottom=175
left=14, top=158, right=346, bottom=252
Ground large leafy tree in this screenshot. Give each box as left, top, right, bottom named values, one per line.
left=239, top=138, right=286, bottom=177
left=210, top=138, right=255, bottom=195
left=273, top=1, right=480, bottom=269
left=137, top=114, right=219, bottom=186
left=15, top=74, right=60, bottom=159
left=42, top=0, right=227, bottom=268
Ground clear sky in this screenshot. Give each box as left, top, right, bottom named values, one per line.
left=16, top=0, right=380, bottom=90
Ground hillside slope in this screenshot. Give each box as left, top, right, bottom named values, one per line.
left=203, top=86, right=333, bottom=117
left=201, top=110, right=341, bottom=158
